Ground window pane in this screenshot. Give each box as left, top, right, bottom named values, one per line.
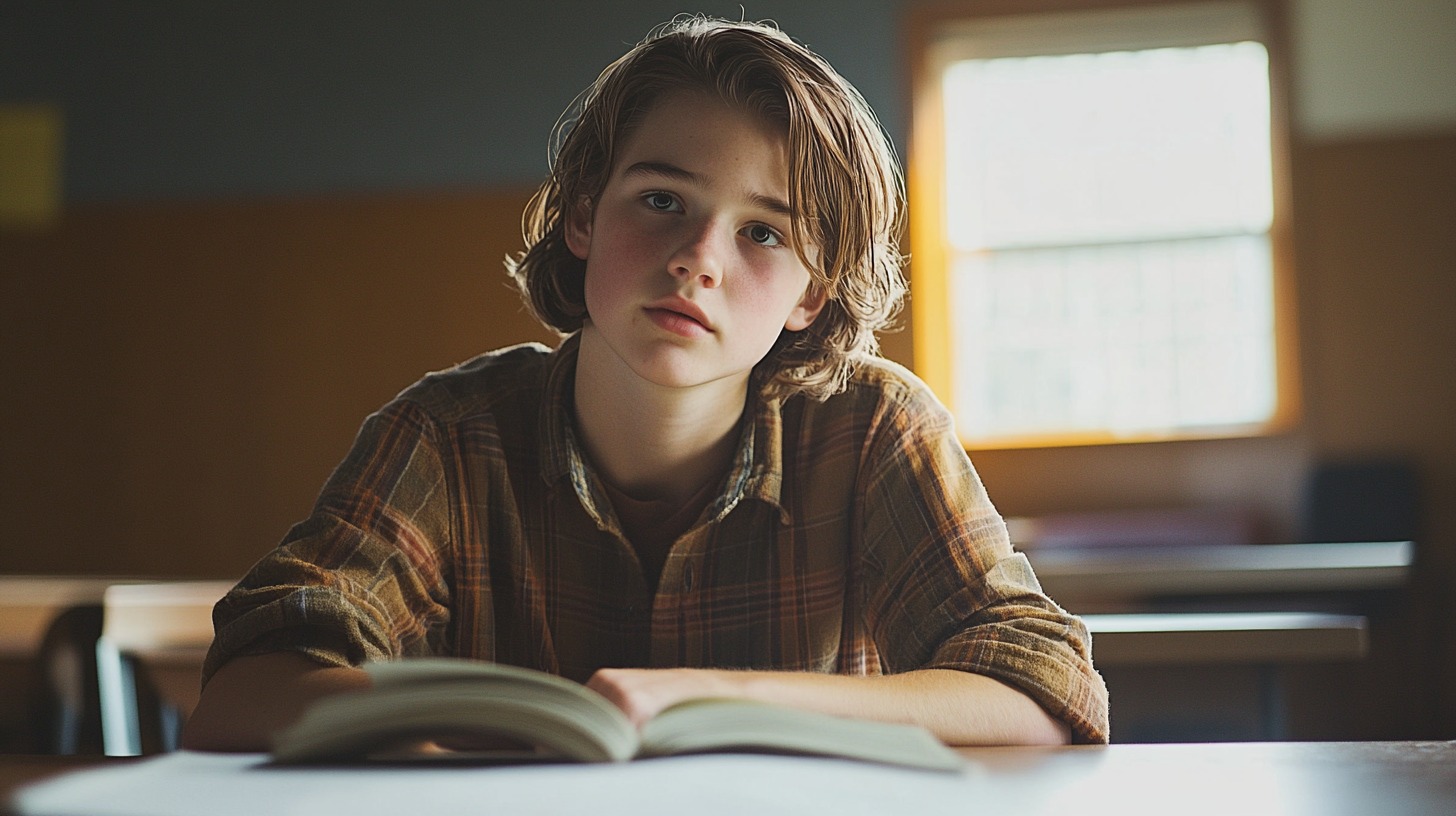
left=935, top=33, right=1281, bottom=445
left=943, top=41, right=1273, bottom=250
left=951, top=235, right=1278, bottom=441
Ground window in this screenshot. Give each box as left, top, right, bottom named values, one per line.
left=909, top=1, right=1297, bottom=448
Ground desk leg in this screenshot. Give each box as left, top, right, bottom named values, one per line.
left=95, top=638, right=141, bottom=756
left=1259, top=665, right=1289, bottom=740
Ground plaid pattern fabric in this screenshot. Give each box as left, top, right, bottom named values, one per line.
left=205, top=334, right=1109, bottom=743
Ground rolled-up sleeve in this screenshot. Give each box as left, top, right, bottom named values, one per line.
left=857, top=383, right=1110, bottom=743
left=202, top=399, right=454, bottom=685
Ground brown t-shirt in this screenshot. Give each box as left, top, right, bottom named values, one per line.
left=603, top=476, right=720, bottom=593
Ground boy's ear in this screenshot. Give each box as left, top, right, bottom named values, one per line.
left=564, top=196, right=594, bottom=260
left=784, top=284, right=828, bottom=332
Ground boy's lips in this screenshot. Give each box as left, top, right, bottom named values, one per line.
left=645, top=297, right=714, bottom=333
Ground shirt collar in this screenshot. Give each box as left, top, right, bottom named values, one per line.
left=708, top=385, right=789, bottom=525
left=539, top=332, right=791, bottom=530
left=539, top=334, right=618, bottom=533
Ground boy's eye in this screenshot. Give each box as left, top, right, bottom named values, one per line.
left=643, top=192, right=680, bottom=212
left=745, top=224, right=782, bottom=247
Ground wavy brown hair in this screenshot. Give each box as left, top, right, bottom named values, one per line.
left=505, top=15, right=906, bottom=401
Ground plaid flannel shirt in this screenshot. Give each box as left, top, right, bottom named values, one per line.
left=204, top=334, right=1109, bottom=742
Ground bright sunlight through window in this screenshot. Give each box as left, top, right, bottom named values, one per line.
left=913, top=2, right=1293, bottom=448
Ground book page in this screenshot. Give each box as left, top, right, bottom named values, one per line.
left=642, top=698, right=965, bottom=771
left=272, top=659, right=637, bottom=763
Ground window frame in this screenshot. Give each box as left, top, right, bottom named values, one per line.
left=906, top=0, right=1301, bottom=450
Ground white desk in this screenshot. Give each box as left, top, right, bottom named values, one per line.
left=10, top=741, right=1456, bottom=816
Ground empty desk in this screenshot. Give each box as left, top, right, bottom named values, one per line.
left=0, top=577, right=145, bottom=660
left=1085, top=611, right=1368, bottom=666
left=95, top=581, right=232, bottom=756
left=1084, top=611, right=1369, bottom=741
left=1, top=576, right=148, bottom=754
left=1031, top=541, right=1412, bottom=611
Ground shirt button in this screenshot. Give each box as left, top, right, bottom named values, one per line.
left=682, top=561, right=695, bottom=592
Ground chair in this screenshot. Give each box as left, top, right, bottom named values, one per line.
left=95, top=580, right=232, bottom=756
left=29, top=604, right=105, bottom=753
left=1301, top=457, right=1420, bottom=543
left=1, top=575, right=141, bottom=754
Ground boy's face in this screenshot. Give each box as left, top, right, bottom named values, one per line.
left=566, top=91, right=826, bottom=395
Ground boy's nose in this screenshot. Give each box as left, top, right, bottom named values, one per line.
left=669, top=222, right=725, bottom=288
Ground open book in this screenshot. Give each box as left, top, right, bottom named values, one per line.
left=270, top=658, right=964, bottom=772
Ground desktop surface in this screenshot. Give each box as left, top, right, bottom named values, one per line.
left=5, top=741, right=1454, bottom=816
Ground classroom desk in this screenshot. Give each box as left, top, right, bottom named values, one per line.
left=0, top=577, right=141, bottom=658
left=1084, top=611, right=1367, bottom=666
left=94, top=580, right=233, bottom=755
left=963, top=741, right=1456, bottom=815
left=4, top=741, right=1454, bottom=816
left=0, top=755, right=138, bottom=808
left=0, top=577, right=231, bottom=756
left=1050, top=544, right=1393, bottom=743
left=1029, top=540, right=1412, bottom=611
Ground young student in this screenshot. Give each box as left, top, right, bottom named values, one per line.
left=182, top=15, right=1109, bottom=751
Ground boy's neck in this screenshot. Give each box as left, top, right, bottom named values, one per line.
left=572, top=326, right=747, bottom=507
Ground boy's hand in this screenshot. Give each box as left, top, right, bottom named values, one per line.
left=585, top=667, right=741, bottom=727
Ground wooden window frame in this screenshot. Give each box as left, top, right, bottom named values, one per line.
left=905, top=0, right=1301, bottom=449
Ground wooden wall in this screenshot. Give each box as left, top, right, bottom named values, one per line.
left=2, top=130, right=1452, bottom=737
left=1286, top=131, right=1456, bottom=739
left=1, top=191, right=554, bottom=579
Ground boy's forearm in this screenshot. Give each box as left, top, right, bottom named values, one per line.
left=181, top=652, right=371, bottom=752
left=184, top=654, right=1067, bottom=751
left=740, top=668, right=1071, bottom=746
left=588, top=666, right=1070, bottom=746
